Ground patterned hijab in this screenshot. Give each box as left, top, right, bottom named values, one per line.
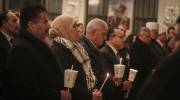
left=51, top=15, right=96, bottom=90
left=50, top=15, right=77, bottom=40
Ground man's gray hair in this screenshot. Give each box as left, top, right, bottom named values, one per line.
left=86, top=18, right=108, bottom=34
left=139, top=26, right=150, bottom=35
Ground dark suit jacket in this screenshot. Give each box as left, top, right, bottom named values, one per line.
left=0, top=31, right=11, bottom=96
left=6, top=30, right=63, bottom=100
left=51, top=41, right=92, bottom=100
left=80, top=37, right=121, bottom=100
left=136, top=49, right=180, bottom=100
left=100, top=43, right=126, bottom=100
left=0, top=31, right=10, bottom=70
left=80, top=36, right=108, bottom=88
left=100, top=43, right=119, bottom=76
left=128, top=38, right=155, bottom=100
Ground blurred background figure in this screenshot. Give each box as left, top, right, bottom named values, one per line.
left=166, top=26, right=175, bottom=53
left=125, top=34, right=137, bottom=51
left=167, top=26, right=175, bottom=44
left=156, top=27, right=169, bottom=55
left=128, top=27, right=154, bottom=100
left=146, top=22, right=165, bottom=66
left=136, top=16, right=180, bottom=100
left=0, top=10, right=19, bottom=100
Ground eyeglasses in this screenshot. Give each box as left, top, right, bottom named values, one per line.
left=72, top=21, right=80, bottom=28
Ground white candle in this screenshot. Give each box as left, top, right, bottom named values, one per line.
left=125, top=69, right=138, bottom=98
left=71, top=65, right=74, bottom=70
left=120, top=58, right=122, bottom=64
left=128, top=69, right=138, bottom=82
left=67, top=65, right=75, bottom=92
left=99, top=73, right=110, bottom=92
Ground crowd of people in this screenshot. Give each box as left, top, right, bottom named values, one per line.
left=0, top=5, right=180, bottom=100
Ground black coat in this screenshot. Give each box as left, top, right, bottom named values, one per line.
left=128, top=38, right=155, bottom=100
left=6, top=31, right=63, bottom=100
left=0, top=31, right=11, bottom=97
left=136, top=49, right=180, bottom=100
left=0, top=31, right=10, bottom=71
left=148, top=39, right=166, bottom=65
left=51, top=41, right=92, bottom=100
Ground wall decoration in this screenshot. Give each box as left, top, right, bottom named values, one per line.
left=67, top=0, right=80, bottom=17
left=163, top=5, right=179, bottom=27
left=107, top=0, right=134, bottom=33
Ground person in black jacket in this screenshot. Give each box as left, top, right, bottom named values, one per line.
left=146, top=22, right=165, bottom=65
left=5, top=6, right=70, bottom=100
left=80, top=18, right=109, bottom=87
left=80, top=18, right=119, bottom=100
left=136, top=16, right=180, bottom=100
left=0, top=10, right=19, bottom=99
left=128, top=27, right=154, bottom=100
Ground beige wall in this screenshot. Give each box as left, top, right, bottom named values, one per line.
left=158, top=0, right=180, bottom=28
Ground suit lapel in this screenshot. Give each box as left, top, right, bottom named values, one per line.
left=0, top=32, right=11, bottom=53
left=104, top=44, right=119, bottom=64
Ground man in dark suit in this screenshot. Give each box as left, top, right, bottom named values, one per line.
left=128, top=27, right=154, bottom=100
left=80, top=18, right=108, bottom=84
left=136, top=16, right=180, bottom=100
left=6, top=6, right=70, bottom=100
left=80, top=18, right=111, bottom=99
left=101, top=28, right=125, bottom=77
left=0, top=10, right=19, bottom=99
left=100, top=28, right=128, bottom=100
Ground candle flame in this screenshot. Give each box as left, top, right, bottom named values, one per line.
left=107, top=73, right=109, bottom=77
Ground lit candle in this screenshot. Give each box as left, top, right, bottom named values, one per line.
left=120, top=58, right=122, bottom=64
left=71, top=65, right=74, bottom=70
left=99, top=73, right=110, bottom=92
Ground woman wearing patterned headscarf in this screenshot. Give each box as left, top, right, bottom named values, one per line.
left=50, top=15, right=101, bottom=100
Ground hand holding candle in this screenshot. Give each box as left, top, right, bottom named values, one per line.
left=128, top=69, right=138, bottom=82
left=64, top=65, right=78, bottom=92
left=125, top=68, right=138, bottom=98
left=99, top=73, right=110, bottom=92
left=92, top=89, right=102, bottom=100
left=114, top=64, right=125, bottom=78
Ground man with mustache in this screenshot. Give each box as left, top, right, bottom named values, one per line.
left=5, top=6, right=70, bottom=100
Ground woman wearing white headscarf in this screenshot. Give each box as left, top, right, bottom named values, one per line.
left=50, top=15, right=101, bottom=100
